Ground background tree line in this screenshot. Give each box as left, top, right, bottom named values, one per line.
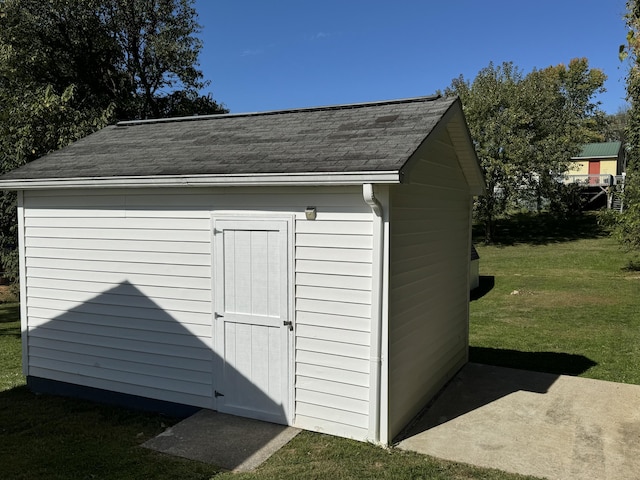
left=607, top=0, right=640, bottom=255
left=0, top=0, right=227, bottom=281
left=445, top=58, right=611, bottom=242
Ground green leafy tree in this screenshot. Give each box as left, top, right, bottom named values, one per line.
left=0, top=0, right=226, bottom=120
left=609, top=0, right=640, bottom=253
left=447, top=59, right=606, bottom=242
left=0, top=0, right=227, bottom=282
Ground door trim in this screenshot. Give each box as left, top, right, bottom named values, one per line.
left=210, top=213, right=295, bottom=424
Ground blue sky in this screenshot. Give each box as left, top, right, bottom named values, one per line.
left=194, top=0, right=629, bottom=114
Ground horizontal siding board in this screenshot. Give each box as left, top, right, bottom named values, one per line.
left=296, top=259, right=371, bottom=277
left=296, top=324, right=369, bottom=346
left=28, top=366, right=211, bottom=408
left=28, top=327, right=212, bottom=360
left=295, top=401, right=368, bottom=429
left=27, top=286, right=211, bottom=315
left=296, top=273, right=371, bottom=292
left=24, top=216, right=210, bottom=231
left=295, top=220, right=372, bottom=235
left=294, top=415, right=368, bottom=440
left=296, top=363, right=369, bottom=388
left=29, top=346, right=211, bottom=385
left=26, top=257, right=211, bottom=278
left=296, top=311, right=370, bottom=333
left=28, top=320, right=209, bottom=348
left=296, top=337, right=369, bottom=360
left=296, top=375, right=369, bottom=401
left=26, top=227, right=210, bottom=242
left=296, top=298, right=370, bottom=319
left=28, top=308, right=211, bottom=337
left=24, top=194, right=126, bottom=208
left=28, top=336, right=211, bottom=372
left=296, top=247, right=371, bottom=263
left=28, top=357, right=212, bottom=397
left=25, top=207, right=210, bottom=219
left=26, top=247, right=210, bottom=267
left=27, top=297, right=211, bottom=325
left=296, top=350, right=369, bottom=374
left=296, top=285, right=371, bottom=305
left=25, top=236, right=211, bottom=254
left=26, top=277, right=211, bottom=302
left=296, top=389, right=368, bottom=416
left=26, top=267, right=211, bottom=290
left=296, top=233, right=373, bottom=249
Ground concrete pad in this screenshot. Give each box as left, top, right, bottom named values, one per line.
left=397, top=363, right=640, bottom=480
left=142, top=409, right=300, bottom=472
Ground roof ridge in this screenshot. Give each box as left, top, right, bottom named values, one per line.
left=115, top=94, right=444, bottom=127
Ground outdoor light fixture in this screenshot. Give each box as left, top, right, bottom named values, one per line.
left=305, top=206, right=317, bottom=220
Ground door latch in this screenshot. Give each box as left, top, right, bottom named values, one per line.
left=283, top=320, right=293, bottom=331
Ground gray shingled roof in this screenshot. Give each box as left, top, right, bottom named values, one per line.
left=0, top=96, right=457, bottom=181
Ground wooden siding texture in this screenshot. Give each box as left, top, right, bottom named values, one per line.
left=21, top=186, right=373, bottom=440
left=387, top=130, right=471, bottom=440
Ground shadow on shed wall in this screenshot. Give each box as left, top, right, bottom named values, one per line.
left=25, top=280, right=287, bottom=467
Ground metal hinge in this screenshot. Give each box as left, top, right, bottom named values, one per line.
left=214, top=312, right=224, bottom=319
left=214, top=390, right=224, bottom=398
left=283, top=320, right=293, bottom=331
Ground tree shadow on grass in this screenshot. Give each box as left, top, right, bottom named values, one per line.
left=469, top=346, right=597, bottom=377
left=0, top=303, right=20, bottom=324
left=473, top=212, right=608, bottom=247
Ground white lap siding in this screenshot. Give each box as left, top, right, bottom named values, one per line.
left=22, top=190, right=214, bottom=408
left=386, top=129, right=472, bottom=440
left=294, top=215, right=373, bottom=440
left=20, top=187, right=374, bottom=439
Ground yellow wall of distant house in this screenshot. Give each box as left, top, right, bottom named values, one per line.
left=567, top=159, right=618, bottom=176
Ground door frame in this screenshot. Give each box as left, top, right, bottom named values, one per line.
left=210, top=213, right=295, bottom=424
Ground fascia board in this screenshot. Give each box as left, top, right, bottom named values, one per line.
left=0, top=171, right=401, bottom=190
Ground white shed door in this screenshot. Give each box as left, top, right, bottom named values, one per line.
left=213, top=219, right=291, bottom=424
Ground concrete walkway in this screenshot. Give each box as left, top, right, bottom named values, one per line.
left=142, top=410, right=300, bottom=472
left=397, top=363, right=640, bottom=480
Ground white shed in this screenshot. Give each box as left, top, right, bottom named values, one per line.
left=0, top=95, right=484, bottom=444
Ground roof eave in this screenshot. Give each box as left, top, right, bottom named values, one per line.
left=570, top=155, right=618, bottom=160
left=0, top=171, right=402, bottom=190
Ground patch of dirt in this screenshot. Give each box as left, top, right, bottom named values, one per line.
left=509, top=290, right=619, bottom=307
left=0, top=286, right=18, bottom=303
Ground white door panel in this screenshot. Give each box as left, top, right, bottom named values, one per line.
left=213, top=219, right=291, bottom=424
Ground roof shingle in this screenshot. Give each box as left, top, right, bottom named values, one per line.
left=0, top=95, right=457, bottom=181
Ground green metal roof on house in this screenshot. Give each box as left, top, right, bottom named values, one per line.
left=573, top=141, right=622, bottom=159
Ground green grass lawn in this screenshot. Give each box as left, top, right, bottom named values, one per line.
left=470, top=212, right=640, bottom=384
left=4, top=211, right=634, bottom=479
left=0, top=300, right=534, bottom=479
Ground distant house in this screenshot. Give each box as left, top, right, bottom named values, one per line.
left=566, top=141, right=625, bottom=184
left=0, top=95, right=484, bottom=445
left=565, top=142, right=626, bottom=209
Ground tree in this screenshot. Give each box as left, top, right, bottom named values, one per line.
left=604, top=108, right=629, bottom=142
left=0, top=0, right=227, bottom=282
left=608, top=0, right=640, bottom=253
left=446, top=59, right=606, bottom=242
left=0, top=0, right=226, bottom=121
